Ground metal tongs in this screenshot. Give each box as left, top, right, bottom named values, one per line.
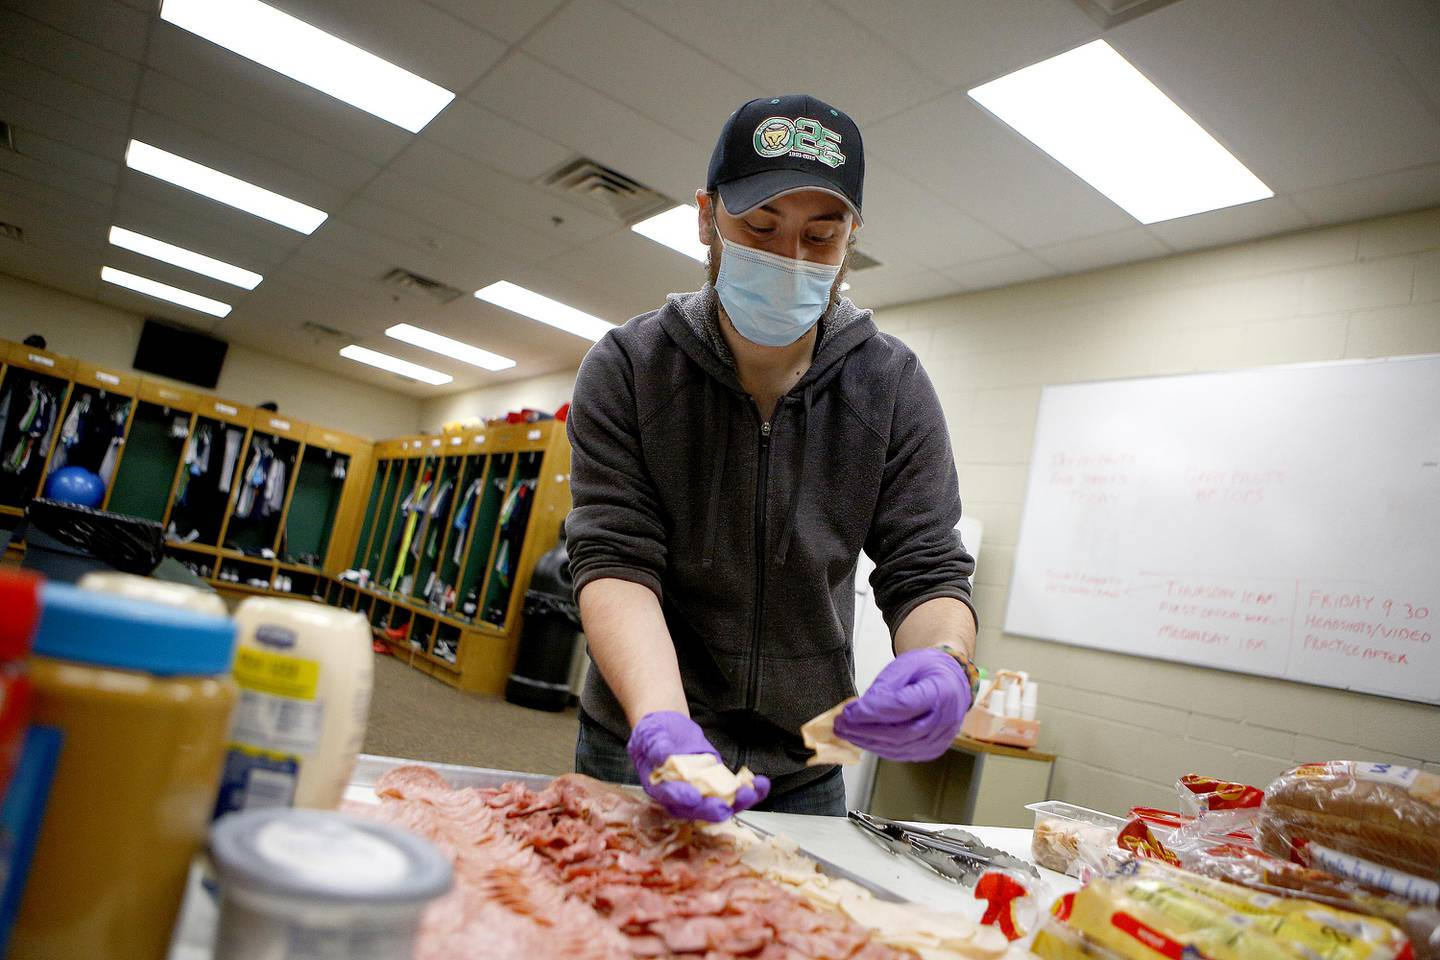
left=848, top=810, right=1040, bottom=886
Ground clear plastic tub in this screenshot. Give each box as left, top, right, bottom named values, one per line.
left=210, top=808, right=452, bottom=960
left=1026, top=800, right=1127, bottom=875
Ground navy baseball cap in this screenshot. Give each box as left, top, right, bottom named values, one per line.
left=707, top=94, right=864, bottom=224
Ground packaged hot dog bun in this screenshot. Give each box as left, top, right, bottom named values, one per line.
left=1259, top=762, right=1440, bottom=891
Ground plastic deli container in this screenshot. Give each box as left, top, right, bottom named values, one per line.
left=216, top=597, right=373, bottom=815
left=79, top=570, right=227, bottom=615
left=210, top=808, right=452, bottom=960
left=13, top=582, right=237, bottom=960
left=1026, top=800, right=1128, bottom=875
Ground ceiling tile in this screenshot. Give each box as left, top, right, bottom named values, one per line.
left=361, top=170, right=568, bottom=265
left=0, top=154, right=113, bottom=208
left=825, top=0, right=1099, bottom=91
left=143, top=29, right=413, bottom=167
left=844, top=263, right=962, bottom=309
left=1033, top=227, right=1172, bottom=274
left=520, top=227, right=703, bottom=321
left=327, top=198, right=522, bottom=292
left=0, top=87, right=130, bottom=161
left=128, top=108, right=349, bottom=212
left=524, top=0, right=758, bottom=145
left=1111, top=0, right=1440, bottom=193
left=421, top=0, right=567, bottom=43
left=866, top=90, right=1136, bottom=247
left=470, top=51, right=710, bottom=205
left=4, top=126, right=120, bottom=187
left=261, top=0, right=506, bottom=94
left=859, top=161, right=1017, bottom=270
left=942, top=251, right=1058, bottom=291
left=4, top=0, right=149, bottom=63
left=0, top=55, right=131, bottom=134
left=136, top=70, right=381, bottom=195
left=1337, top=0, right=1440, bottom=114
left=385, top=139, right=618, bottom=246
left=1146, top=196, right=1313, bottom=252
left=1290, top=163, right=1440, bottom=225
left=0, top=11, right=140, bottom=99
left=421, top=99, right=573, bottom=182
left=612, top=0, right=943, bottom=125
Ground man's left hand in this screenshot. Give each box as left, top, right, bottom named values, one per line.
left=832, top=648, right=972, bottom=762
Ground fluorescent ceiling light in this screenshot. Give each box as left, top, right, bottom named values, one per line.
left=160, top=0, right=454, bottom=133
left=109, top=226, right=262, bottom=289
left=475, top=281, right=615, bottom=342
left=339, top=345, right=452, bottom=385
left=385, top=323, right=515, bottom=372
left=967, top=40, right=1272, bottom=224
left=631, top=205, right=707, bottom=262
left=102, top=266, right=232, bottom=318
left=125, top=139, right=328, bottom=234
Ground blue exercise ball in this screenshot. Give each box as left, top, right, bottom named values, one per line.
left=43, top=466, right=105, bottom=508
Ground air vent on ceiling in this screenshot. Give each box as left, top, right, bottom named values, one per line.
left=1070, top=0, right=1184, bottom=27
left=381, top=267, right=463, bottom=305
left=0, top=121, right=13, bottom=153
left=848, top=249, right=881, bottom=272
left=539, top=157, right=672, bottom=224
left=302, top=320, right=360, bottom=341
left=0, top=222, right=22, bottom=243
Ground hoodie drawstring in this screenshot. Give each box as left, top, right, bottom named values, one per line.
left=774, top=383, right=813, bottom=566
left=700, top=386, right=730, bottom=568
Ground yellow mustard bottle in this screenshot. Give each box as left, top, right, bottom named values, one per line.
left=12, top=581, right=237, bottom=960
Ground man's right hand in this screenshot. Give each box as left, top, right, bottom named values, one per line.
left=627, top=711, right=769, bottom=821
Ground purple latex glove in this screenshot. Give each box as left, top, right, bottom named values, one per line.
left=833, top=648, right=972, bottom=762
left=627, top=711, right=770, bottom=822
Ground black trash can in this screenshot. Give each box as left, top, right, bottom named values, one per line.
left=505, top=530, right=582, bottom=712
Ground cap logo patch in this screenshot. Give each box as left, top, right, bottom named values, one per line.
left=752, top=116, right=845, bottom=168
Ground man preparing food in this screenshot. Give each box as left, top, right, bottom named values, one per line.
left=566, top=94, right=979, bottom=819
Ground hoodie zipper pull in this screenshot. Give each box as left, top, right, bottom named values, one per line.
left=760, top=422, right=771, bottom=438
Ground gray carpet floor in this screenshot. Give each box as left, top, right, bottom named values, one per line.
left=361, top=652, right=582, bottom=776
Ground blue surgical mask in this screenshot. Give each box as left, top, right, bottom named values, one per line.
left=714, top=233, right=841, bottom=347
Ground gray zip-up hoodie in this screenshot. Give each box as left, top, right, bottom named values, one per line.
left=566, top=284, right=975, bottom=794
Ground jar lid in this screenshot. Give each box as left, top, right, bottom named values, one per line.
left=211, top=809, right=452, bottom=906
left=34, top=581, right=235, bottom=676
left=0, top=571, right=40, bottom=661
left=79, top=571, right=227, bottom=616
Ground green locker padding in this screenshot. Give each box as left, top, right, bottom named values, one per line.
left=107, top=402, right=187, bottom=522
left=363, top=461, right=402, bottom=573
left=377, top=459, right=423, bottom=589
left=353, top=460, right=390, bottom=568
left=285, top=446, right=348, bottom=565
left=482, top=451, right=543, bottom=626
left=458, top=453, right=512, bottom=614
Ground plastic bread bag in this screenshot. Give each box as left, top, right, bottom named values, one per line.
left=1030, top=915, right=1133, bottom=960
left=1259, top=762, right=1440, bottom=901
left=1180, top=842, right=1440, bottom=960
left=973, top=867, right=1050, bottom=942
left=1064, top=858, right=1412, bottom=960
left=1173, top=774, right=1265, bottom=845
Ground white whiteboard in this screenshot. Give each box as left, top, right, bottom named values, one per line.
left=1003, top=355, right=1440, bottom=705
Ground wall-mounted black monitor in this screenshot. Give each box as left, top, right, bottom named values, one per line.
left=133, top=318, right=228, bottom=389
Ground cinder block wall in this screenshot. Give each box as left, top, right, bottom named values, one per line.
left=873, top=206, right=1440, bottom=813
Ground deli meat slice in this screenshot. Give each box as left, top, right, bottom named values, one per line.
left=357, top=767, right=951, bottom=959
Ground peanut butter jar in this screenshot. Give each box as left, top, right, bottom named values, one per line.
left=11, top=582, right=237, bottom=960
